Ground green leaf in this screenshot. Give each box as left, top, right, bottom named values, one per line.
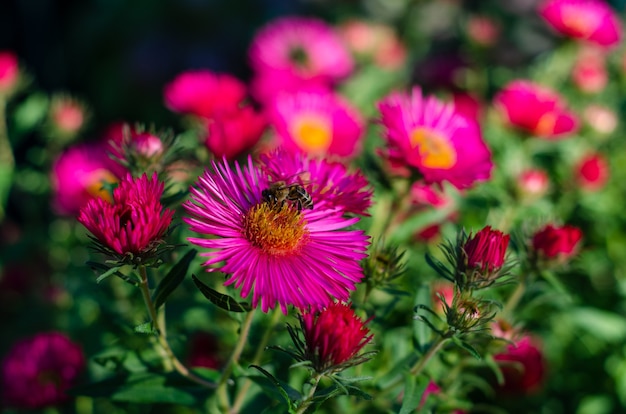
left=13, top=93, right=49, bottom=132
left=399, top=374, right=428, bottom=414
left=134, top=322, right=156, bottom=335
left=94, top=265, right=123, bottom=284
left=451, top=336, right=481, bottom=359
left=484, top=354, right=504, bottom=385
left=568, top=307, right=626, bottom=343
left=0, top=165, right=13, bottom=221
left=192, top=275, right=251, bottom=312
left=413, top=283, right=432, bottom=353
left=153, top=249, right=197, bottom=309
left=248, top=365, right=300, bottom=410
left=68, top=371, right=205, bottom=405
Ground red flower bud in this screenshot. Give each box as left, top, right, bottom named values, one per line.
left=531, top=224, right=582, bottom=261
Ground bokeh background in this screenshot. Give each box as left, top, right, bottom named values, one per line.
left=3, top=0, right=626, bottom=413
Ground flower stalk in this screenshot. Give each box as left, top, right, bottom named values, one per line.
left=137, top=266, right=216, bottom=390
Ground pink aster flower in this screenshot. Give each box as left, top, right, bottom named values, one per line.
left=516, top=169, right=550, bottom=201
left=259, top=148, right=372, bottom=216
left=51, top=141, right=123, bottom=216
left=78, top=173, right=174, bottom=259
left=267, top=91, right=364, bottom=158
left=164, top=69, right=246, bottom=119
left=338, top=19, right=407, bottom=70
left=249, top=16, right=353, bottom=102
left=183, top=157, right=369, bottom=313
left=0, top=51, right=19, bottom=96
left=576, top=152, right=609, bottom=191
left=539, top=0, right=621, bottom=48
left=377, top=87, right=493, bottom=189
left=299, top=302, right=373, bottom=374
left=494, top=80, right=579, bottom=139
left=205, top=106, right=266, bottom=160
left=48, top=95, right=87, bottom=137
left=1, top=332, right=85, bottom=409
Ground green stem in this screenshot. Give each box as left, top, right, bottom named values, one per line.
left=137, top=266, right=216, bottom=389
left=409, top=335, right=448, bottom=377
left=295, top=373, right=322, bottom=414
left=230, top=308, right=282, bottom=413
left=0, top=98, right=14, bottom=221
left=502, top=281, right=526, bottom=316
left=381, top=334, right=449, bottom=394
left=216, top=309, right=257, bottom=413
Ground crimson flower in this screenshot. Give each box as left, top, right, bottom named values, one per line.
left=78, top=173, right=174, bottom=264
left=1, top=332, right=85, bottom=409
left=464, top=226, right=510, bottom=273
left=298, top=303, right=374, bottom=374
left=531, top=224, right=582, bottom=263
left=494, top=335, right=546, bottom=394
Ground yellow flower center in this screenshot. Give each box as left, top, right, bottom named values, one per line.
left=535, top=111, right=557, bottom=136
left=243, top=203, right=309, bottom=256
left=409, top=127, right=457, bottom=169
left=85, top=169, right=118, bottom=203
left=290, top=114, right=332, bottom=154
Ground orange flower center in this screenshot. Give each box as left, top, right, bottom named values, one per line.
left=409, top=127, right=456, bottom=169
left=84, top=169, right=119, bottom=203
left=535, top=111, right=557, bottom=136
left=290, top=114, right=332, bottom=154
left=243, top=202, right=309, bottom=256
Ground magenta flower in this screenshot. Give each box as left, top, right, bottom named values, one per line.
left=0, top=51, right=19, bottom=95
left=51, top=141, right=123, bottom=216
left=48, top=95, right=87, bottom=136
left=248, top=16, right=353, bottom=102
left=300, top=303, right=373, bottom=373
left=377, top=87, right=493, bottom=189
left=78, top=173, right=174, bottom=258
left=164, top=69, right=246, bottom=119
left=494, top=335, right=546, bottom=394
left=576, top=152, right=609, bottom=191
left=205, top=106, right=266, bottom=160
left=1, top=332, right=85, bottom=409
left=539, top=0, right=621, bottom=48
left=267, top=90, right=364, bottom=158
left=183, top=157, right=369, bottom=313
left=258, top=148, right=372, bottom=216
left=494, top=80, right=579, bottom=139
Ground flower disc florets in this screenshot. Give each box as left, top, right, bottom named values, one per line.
left=184, top=156, right=369, bottom=313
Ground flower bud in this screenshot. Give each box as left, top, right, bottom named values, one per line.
left=494, top=335, right=545, bottom=394
left=461, top=226, right=510, bottom=289
left=576, top=152, right=609, bottom=191
left=516, top=169, right=550, bottom=201
left=531, top=224, right=582, bottom=264
left=295, top=303, right=374, bottom=375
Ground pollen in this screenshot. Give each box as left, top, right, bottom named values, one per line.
left=410, top=127, right=457, bottom=169
left=243, top=203, right=309, bottom=256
